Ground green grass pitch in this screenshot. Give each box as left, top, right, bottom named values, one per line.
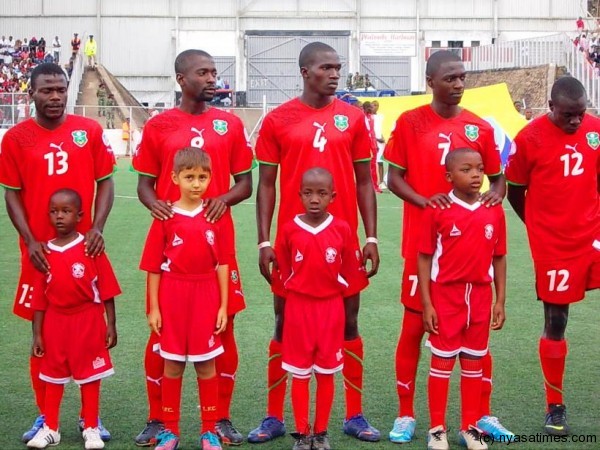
left=1, top=158, right=598, bottom=449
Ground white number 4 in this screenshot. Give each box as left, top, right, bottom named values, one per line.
left=547, top=269, right=569, bottom=292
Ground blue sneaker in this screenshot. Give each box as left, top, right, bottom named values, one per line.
left=155, top=430, right=179, bottom=450
left=200, top=431, right=222, bottom=450
left=343, top=414, right=381, bottom=442
left=476, top=416, right=514, bottom=441
left=77, top=417, right=111, bottom=442
left=389, top=416, right=416, bottom=443
left=22, top=415, right=45, bottom=443
left=247, top=416, right=286, bottom=443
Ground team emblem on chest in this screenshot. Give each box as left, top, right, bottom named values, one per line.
left=71, top=262, right=85, bottom=279
left=205, top=230, right=215, bottom=245
left=464, top=124, right=479, bottom=142
left=484, top=224, right=494, bottom=240
left=325, top=247, right=338, bottom=263
left=72, top=130, right=88, bottom=147
left=586, top=132, right=600, bottom=150
left=213, top=119, right=228, bottom=136
left=334, top=115, right=349, bottom=132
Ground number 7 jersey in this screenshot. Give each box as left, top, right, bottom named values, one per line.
left=505, top=114, right=600, bottom=260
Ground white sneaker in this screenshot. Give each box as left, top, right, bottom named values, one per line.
left=82, top=427, right=105, bottom=449
left=427, top=425, right=449, bottom=450
left=378, top=182, right=387, bottom=190
left=27, top=425, right=60, bottom=448
left=458, top=426, right=488, bottom=450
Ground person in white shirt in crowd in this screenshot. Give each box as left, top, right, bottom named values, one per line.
left=52, top=36, right=61, bottom=63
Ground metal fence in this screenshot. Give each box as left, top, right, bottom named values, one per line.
left=565, top=39, right=600, bottom=114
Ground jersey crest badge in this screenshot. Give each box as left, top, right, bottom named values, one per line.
left=205, top=230, right=215, bottom=245
left=464, top=124, right=479, bottom=142
left=586, top=132, right=600, bottom=150
left=334, top=115, right=349, bottom=132
left=213, top=120, right=228, bottom=136
left=230, top=270, right=239, bottom=284
left=450, top=224, right=462, bottom=237
left=72, top=130, right=88, bottom=147
left=484, top=224, right=494, bottom=240
left=325, top=247, right=338, bottom=263
left=71, top=262, right=85, bottom=279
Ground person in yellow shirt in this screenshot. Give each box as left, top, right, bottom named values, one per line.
left=122, top=117, right=131, bottom=156
left=84, top=35, right=97, bottom=69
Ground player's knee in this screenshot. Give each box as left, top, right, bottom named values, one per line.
left=543, top=307, right=568, bottom=339
left=344, top=318, right=359, bottom=340
left=274, top=313, right=285, bottom=341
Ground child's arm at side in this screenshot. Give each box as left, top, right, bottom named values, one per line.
left=147, top=272, right=162, bottom=335
left=215, top=264, right=229, bottom=334
left=418, top=252, right=438, bottom=334
left=491, top=255, right=507, bottom=330
left=104, top=298, right=117, bottom=349
left=32, top=310, right=45, bottom=357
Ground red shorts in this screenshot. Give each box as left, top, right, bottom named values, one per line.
left=12, top=251, right=44, bottom=321
left=158, top=272, right=224, bottom=362
left=271, top=234, right=368, bottom=298
left=425, top=282, right=492, bottom=358
left=400, top=257, right=422, bottom=311
left=534, top=245, right=600, bottom=305
left=40, top=304, right=114, bottom=385
left=282, top=292, right=345, bottom=375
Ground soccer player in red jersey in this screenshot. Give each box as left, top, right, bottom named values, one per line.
left=384, top=50, right=510, bottom=443
left=252, top=42, right=380, bottom=443
left=141, top=148, right=227, bottom=450
left=28, top=189, right=120, bottom=450
left=0, top=63, right=115, bottom=443
left=419, top=149, right=506, bottom=450
left=506, top=77, right=600, bottom=436
left=277, top=167, right=354, bottom=450
left=132, top=50, right=253, bottom=446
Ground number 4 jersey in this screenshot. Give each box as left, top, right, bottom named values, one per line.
left=0, top=115, right=115, bottom=243
left=505, top=114, right=600, bottom=260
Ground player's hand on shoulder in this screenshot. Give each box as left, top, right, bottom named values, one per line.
left=215, top=307, right=228, bottom=334
left=106, top=324, right=118, bottom=349
left=423, top=305, right=439, bottom=334
left=479, top=190, right=503, bottom=207
left=427, top=193, right=452, bottom=209
left=28, top=241, right=51, bottom=273
left=203, top=197, right=228, bottom=223
left=491, top=303, right=506, bottom=330
left=85, top=227, right=104, bottom=257
left=150, top=199, right=173, bottom=220
left=362, top=243, right=380, bottom=278
left=147, top=309, right=162, bottom=336
left=258, top=246, right=278, bottom=284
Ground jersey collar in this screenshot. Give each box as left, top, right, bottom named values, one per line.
left=449, top=191, right=481, bottom=211
left=293, top=213, right=334, bottom=235
left=47, top=233, right=84, bottom=252
left=172, top=204, right=205, bottom=217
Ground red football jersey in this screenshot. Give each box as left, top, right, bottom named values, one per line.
left=32, top=234, right=121, bottom=312
left=256, top=98, right=372, bottom=233
left=140, top=205, right=227, bottom=274
left=419, top=192, right=507, bottom=284
left=505, top=114, right=600, bottom=260
left=276, top=214, right=356, bottom=298
left=0, top=115, right=115, bottom=244
left=384, top=105, right=502, bottom=258
left=132, top=107, right=254, bottom=203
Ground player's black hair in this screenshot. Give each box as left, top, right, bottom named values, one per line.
left=298, top=42, right=337, bottom=68
left=174, top=49, right=213, bottom=74
left=50, top=188, right=82, bottom=211
left=551, top=76, right=586, bottom=103
left=173, top=147, right=212, bottom=174
left=445, top=147, right=481, bottom=170
left=301, top=167, right=334, bottom=189
left=426, top=50, right=462, bottom=77
left=30, top=63, right=67, bottom=89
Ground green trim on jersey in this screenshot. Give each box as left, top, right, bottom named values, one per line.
left=486, top=170, right=503, bottom=177
left=382, top=157, right=406, bottom=170
left=353, top=157, right=371, bottom=163
left=132, top=169, right=158, bottom=178
left=506, top=180, right=527, bottom=187
left=0, top=182, right=20, bottom=190
left=96, top=172, right=115, bottom=182
left=257, top=160, right=278, bottom=166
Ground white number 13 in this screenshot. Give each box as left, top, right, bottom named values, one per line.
left=44, top=150, right=69, bottom=175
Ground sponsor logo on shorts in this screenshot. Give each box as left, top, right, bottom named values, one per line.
left=484, top=224, right=494, bottom=240
left=230, top=270, right=239, bottom=284
left=325, top=247, right=338, bottom=263
left=92, top=357, right=106, bottom=369
left=71, top=262, right=85, bottom=278
left=208, top=335, right=215, bottom=348
left=336, top=349, right=343, bottom=361
left=205, top=230, right=215, bottom=245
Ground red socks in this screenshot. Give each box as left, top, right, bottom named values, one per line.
left=81, top=381, right=100, bottom=429
left=395, top=310, right=424, bottom=418
left=267, top=339, right=287, bottom=421
left=480, top=351, right=493, bottom=417
left=30, top=356, right=46, bottom=413
left=428, top=355, right=455, bottom=429
left=145, top=332, right=164, bottom=421
left=216, top=318, right=238, bottom=420
left=539, top=338, right=568, bottom=407
left=291, top=376, right=311, bottom=435
left=314, top=373, right=334, bottom=434
left=459, top=357, right=483, bottom=430
left=198, top=376, right=219, bottom=433
left=162, top=376, right=183, bottom=436
left=43, top=383, right=64, bottom=431
left=343, top=337, right=364, bottom=419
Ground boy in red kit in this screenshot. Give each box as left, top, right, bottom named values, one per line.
left=133, top=49, right=252, bottom=446
left=506, top=77, right=600, bottom=435
left=277, top=168, right=352, bottom=450
left=419, top=149, right=506, bottom=450
left=384, top=50, right=510, bottom=444
left=140, top=147, right=227, bottom=450
left=28, top=189, right=120, bottom=450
